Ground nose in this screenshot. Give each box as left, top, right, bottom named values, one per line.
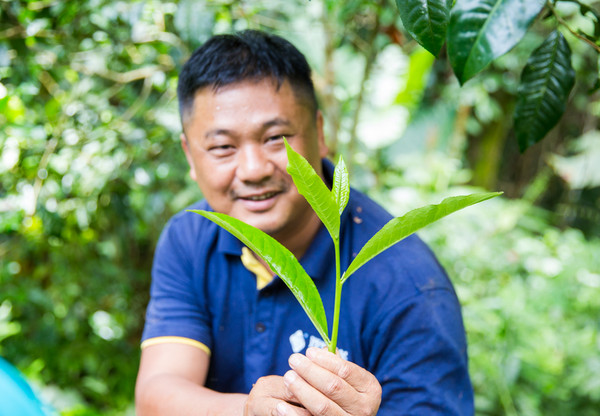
left=236, top=144, right=275, bottom=184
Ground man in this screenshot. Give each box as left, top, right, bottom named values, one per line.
left=135, top=30, right=473, bottom=415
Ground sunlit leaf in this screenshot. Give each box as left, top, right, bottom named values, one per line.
left=395, top=0, right=452, bottom=56
left=285, top=139, right=340, bottom=240
left=514, top=31, right=575, bottom=152
left=447, top=0, right=545, bottom=83
left=395, top=47, right=436, bottom=112
left=188, top=209, right=330, bottom=344
left=342, top=192, right=503, bottom=283
left=333, top=155, right=349, bottom=216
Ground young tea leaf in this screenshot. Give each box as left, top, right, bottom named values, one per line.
left=342, top=192, right=502, bottom=283
left=333, top=155, right=350, bottom=216
left=188, top=209, right=330, bottom=344
left=284, top=139, right=340, bottom=240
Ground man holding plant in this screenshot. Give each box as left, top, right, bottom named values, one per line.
left=135, top=30, right=474, bottom=415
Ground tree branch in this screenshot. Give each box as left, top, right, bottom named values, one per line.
left=547, top=0, right=600, bottom=53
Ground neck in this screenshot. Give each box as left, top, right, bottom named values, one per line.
left=273, top=210, right=323, bottom=260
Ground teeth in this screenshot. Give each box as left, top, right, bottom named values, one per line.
left=247, top=192, right=276, bottom=201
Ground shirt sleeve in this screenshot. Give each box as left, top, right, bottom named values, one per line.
left=141, top=213, right=214, bottom=352
left=366, top=288, right=474, bottom=416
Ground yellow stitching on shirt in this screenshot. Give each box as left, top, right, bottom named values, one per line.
left=141, top=336, right=211, bottom=355
left=240, top=246, right=274, bottom=290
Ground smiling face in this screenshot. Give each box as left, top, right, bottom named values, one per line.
left=181, top=79, right=328, bottom=253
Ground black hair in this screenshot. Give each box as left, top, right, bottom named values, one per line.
left=177, top=30, right=318, bottom=125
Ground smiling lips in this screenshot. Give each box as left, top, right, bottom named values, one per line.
left=240, top=191, right=280, bottom=201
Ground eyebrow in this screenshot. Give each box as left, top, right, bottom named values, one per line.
left=204, top=118, right=292, bottom=139
left=262, top=117, right=292, bottom=129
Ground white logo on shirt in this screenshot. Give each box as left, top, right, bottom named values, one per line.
left=288, top=329, right=348, bottom=360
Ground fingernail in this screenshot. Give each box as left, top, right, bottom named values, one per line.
left=306, top=347, right=319, bottom=359
left=283, top=370, right=296, bottom=386
left=288, top=353, right=301, bottom=368
left=277, top=402, right=288, bottom=416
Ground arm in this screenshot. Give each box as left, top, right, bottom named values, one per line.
left=136, top=342, right=309, bottom=416
left=135, top=342, right=246, bottom=416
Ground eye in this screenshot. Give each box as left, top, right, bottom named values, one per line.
left=267, top=135, right=285, bottom=142
left=208, top=144, right=235, bottom=157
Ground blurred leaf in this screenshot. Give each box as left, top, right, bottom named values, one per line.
left=395, top=46, right=436, bottom=112
left=514, top=31, right=575, bottom=152
left=395, top=0, right=452, bottom=56
left=447, top=0, right=546, bottom=83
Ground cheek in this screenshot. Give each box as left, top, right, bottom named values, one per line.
left=196, top=163, right=235, bottom=195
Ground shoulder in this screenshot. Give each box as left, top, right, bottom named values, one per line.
left=156, top=199, right=220, bottom=256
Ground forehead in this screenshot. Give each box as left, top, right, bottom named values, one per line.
left=183, top=79, right=314, bottom=129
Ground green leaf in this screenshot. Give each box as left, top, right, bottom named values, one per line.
left=395, top=46, right=437, bottom=112
left=395, top=0, right=452, bottom=56
left=284, top=139, right=340, bottom=240
left=332, top=155, right=350, bottom=216
left=447, top=0, right=546, bottom=83
left=342, top=192, right=503, bottom=283
left=514, top=31, right=575, bottom=153
left=188, top=209, right=330, bottom=344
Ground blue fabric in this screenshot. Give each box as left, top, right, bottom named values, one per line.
left=0, top=357, right=50, bottom=416
left=142, top=160, right=474, bottom=415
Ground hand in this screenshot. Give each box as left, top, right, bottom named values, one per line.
left=279, top=347, right=382, bottom=416
left=244, top=375, right=311, bottom=416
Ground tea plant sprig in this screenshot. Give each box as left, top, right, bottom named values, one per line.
left=189, top=139, right=501, bottom=353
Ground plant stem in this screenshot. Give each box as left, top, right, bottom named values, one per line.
left=547, top=0, right=600, bottom=53
left=329, top=239, right=342, bottom=353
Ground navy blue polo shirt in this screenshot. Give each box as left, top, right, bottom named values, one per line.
left=142, top=161, right=474, bottom=415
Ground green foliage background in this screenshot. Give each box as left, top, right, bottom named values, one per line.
left=1, top=1, right=599, bottom=415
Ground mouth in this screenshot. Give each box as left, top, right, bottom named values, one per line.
left=239, top=191, right=280, bottom=201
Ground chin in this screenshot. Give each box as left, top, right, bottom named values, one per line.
left=250, top=221, right=282, bottom=236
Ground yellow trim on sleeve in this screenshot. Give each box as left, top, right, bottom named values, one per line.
left=141, top=336, right=211, bottom=355
left=241, top=246, right=274, bottom=290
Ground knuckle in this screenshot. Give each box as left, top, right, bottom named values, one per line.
left=314, top=400, right=331, bottom=416
left=364, top=378, right=382, bottom=416
left=370, top=376, right=382, bottom=396
left=325, top=377, right=344, bottom=396
left=337, top=362, right=351, bottom=379
left=282, top=386, right=295, bottom=401
left=254, top=376, right=268, bottom=387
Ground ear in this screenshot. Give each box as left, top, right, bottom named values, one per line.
left=180, top=133, right=197, bottom=182
left=315, top=110, right=329, bottom=159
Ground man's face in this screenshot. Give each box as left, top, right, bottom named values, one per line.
left=181, top=79, right=328, bottom=241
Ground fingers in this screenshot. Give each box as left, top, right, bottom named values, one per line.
left=275, top=400, right=313, bottom=416
left=288, top=353, right=356, bottom=404
left=285, top=348, right=382, bottom=416
left=283, top=369, right=346, bottom=416
left=305, top=348, right=374, bottom=392
left=244, top=376, right=310, bottom=416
